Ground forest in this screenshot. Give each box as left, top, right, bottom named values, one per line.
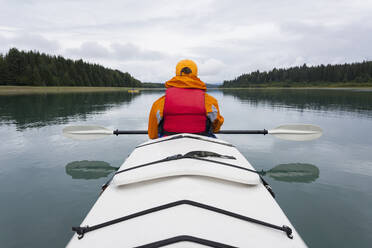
left=0, top=48, right=142, bottom=87
left=2, top=48, right=372, bottom=88
left=222, top=61, right=372, bottom=87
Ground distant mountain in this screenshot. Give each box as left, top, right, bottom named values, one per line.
left=142, top=82, right=164, bottom=88
left=0, top=48, right=142, bottom=87
left=206, top=83, right=221, bottom=88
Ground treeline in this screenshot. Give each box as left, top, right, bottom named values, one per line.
left=0, top=48, right=142, bottom=87
left=223, top=61, right=372, bottom=87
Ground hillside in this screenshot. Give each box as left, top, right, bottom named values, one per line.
left=0, top=48, right=142, bottom=87
left=223, top=61, right=372, bottom=87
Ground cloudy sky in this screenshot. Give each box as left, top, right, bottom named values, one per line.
left=1, top=0, right=372, bottom=83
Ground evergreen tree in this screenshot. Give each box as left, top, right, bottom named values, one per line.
left=32, top=68, right=43, bottom=86
left=5, top=48, right=22, bottom=84
left=0, top=55, right=7, bottom=84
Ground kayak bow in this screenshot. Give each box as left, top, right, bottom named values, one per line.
left=67, top=133, right=308, bottom=247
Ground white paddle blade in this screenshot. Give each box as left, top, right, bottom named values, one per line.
left=63, top=126, right=113, bottom=140
left=269, top=124, right=322, bottom=141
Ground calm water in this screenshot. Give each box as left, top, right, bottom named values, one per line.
left=0, top=89, right=372, bottom=248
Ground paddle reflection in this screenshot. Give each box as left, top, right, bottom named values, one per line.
left=64, top=160, right=319, bottom=183
left=65, top=160, right=118, bottom=180
left=265, top=163, right=319, bottom=183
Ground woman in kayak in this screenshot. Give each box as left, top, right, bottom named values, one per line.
left=148, top=59, right=224, bottom=139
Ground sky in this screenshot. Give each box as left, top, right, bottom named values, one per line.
left=1, top=0, right=372, bottom=84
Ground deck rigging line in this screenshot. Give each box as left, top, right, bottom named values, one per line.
left=135, top=235, right=237, bottom=248
left=72, top=199, right=293, bottom=240
left=115, top=151, right=257, bottom=176
left=136, top=134, right=234, bottom=148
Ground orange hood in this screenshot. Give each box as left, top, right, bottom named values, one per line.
left=165, top=75, right=206, bottom=90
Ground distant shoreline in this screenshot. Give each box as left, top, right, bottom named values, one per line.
left=1, top=85, right=372, bottom=95
left=219, top=82, right=372, bottom=89
left=218, top=86, right=372, bottom=90
left=0, top=86, right=164, bottom=95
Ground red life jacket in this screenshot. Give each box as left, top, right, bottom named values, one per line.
left=163, top=87, right=207, bottom=134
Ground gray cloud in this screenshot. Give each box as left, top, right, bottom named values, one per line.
left=110, top=43, right=168, bottom=61
left=0, top=33, right=60, bottom=55
left=65, top=42, right=110, bottom=59
left=1, top=0, right=372, bottom=83
left=63, top=41, right=169, bottom=61
left=279, top=18, right=372, bottom=63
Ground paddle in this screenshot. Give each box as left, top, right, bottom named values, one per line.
left=65, top=160, right=319, bottom=183
left=63, top=124, right=322, bottom=141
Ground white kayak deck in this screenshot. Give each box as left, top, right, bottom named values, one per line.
left=67, top=134, right=307, bottom=247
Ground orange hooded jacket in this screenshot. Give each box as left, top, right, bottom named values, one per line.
left=148, top=75, right=224, bottom=139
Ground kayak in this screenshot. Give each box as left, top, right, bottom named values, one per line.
left=67, top=133, right=308, bottom=247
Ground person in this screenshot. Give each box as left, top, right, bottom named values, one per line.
left=148, top=59, right=224, bottom=139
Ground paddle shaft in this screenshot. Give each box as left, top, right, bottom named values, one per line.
left=218, top=130, right=268, bottom=134
left=114, top=130, right=147, bottom=135
left=113, top=129, right=268, bottom=135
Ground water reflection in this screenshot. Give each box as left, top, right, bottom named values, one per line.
left=0, top=91, right=140, bottom=130
left=64, top=159, right=319, bottom=183
left=222, top=89, right=372, bottom=117
left=65, top=160, right=118, bottom=180
left=264, top=163, right=319, bottom=183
